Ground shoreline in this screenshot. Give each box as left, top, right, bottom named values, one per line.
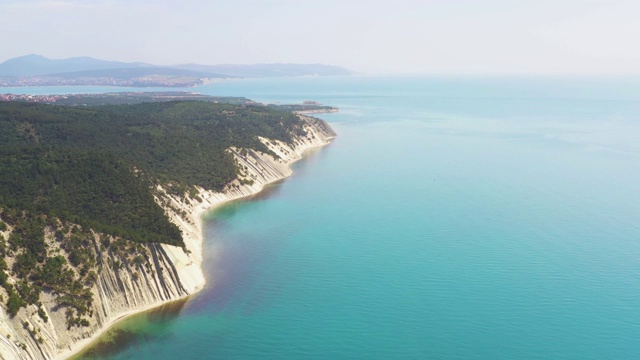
left=59, top=134, right=335, bottom=360
left=293, top=108, right=338, bottom=115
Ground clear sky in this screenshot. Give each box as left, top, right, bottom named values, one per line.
left=1, top=0, right=639, bottom=75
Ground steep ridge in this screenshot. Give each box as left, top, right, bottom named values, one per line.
left=0, top=116, right=335, bottom=360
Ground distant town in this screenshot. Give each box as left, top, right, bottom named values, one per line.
left=0, top=92, right=251, bottom=105
left=0, top=75, right=206, bottom=87
left=0, top=93, right=63, bottom=103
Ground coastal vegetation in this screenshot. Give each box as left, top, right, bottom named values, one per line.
left=0, top=100, right=320, bottom=328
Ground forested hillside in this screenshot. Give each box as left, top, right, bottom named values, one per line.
left=0, top=101, right=309, bottom=246
left=0, top=100, right=322, bottom=328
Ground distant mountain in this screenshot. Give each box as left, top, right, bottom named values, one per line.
left=0, top=55, right=352, bottom=87
left=174, top=63, right=353, bottom=78
left=47, top=67, right=229, bottom=80
left=0, top=54, right=148, bottom=77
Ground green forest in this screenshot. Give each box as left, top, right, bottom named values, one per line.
left=0, top=100, right=308, bottom=246
left=0, top=100, right=314, bottom=323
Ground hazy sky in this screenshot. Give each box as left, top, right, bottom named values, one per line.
left=2, top=0, right=639, bottom=75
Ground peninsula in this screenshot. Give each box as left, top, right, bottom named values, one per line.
left=0, top=55, right=353, bottom=88
left=0, top=91, right=339, bottom=113
left=0, top=98, right=336, bottom=359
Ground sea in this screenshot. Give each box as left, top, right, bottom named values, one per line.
left=8, top=76, right=640, bottom=359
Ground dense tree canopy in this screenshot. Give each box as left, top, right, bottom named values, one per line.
left=0, top=100, right=308, bottom=245
left=0, top=99, right=316, bottom=324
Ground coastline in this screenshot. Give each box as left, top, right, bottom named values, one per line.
left=58, top=127, right=336, bottom=359
left=293, top=108, right=338, bottom=115
left=58, top=299, right=185, bottom=360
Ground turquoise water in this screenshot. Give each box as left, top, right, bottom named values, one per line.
left=52, top=76, right=640, bottom=359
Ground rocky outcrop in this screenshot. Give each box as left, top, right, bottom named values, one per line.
left=293, top=108, right=339, bottom=115
left=0, top=115, right=335, bottom=360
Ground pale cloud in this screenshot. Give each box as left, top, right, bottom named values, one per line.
left=531, top=2, right=640, bottom=59
left=3, top=0, right=106, bottom=10
left=1, top=0, right=639, bottom=75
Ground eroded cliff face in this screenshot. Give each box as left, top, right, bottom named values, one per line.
left=0, top=115, right=335, bottom=360
left=0, top=235, right=197, bottom=360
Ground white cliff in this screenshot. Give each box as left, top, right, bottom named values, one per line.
left=0, top=115, right=335, bottom=360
